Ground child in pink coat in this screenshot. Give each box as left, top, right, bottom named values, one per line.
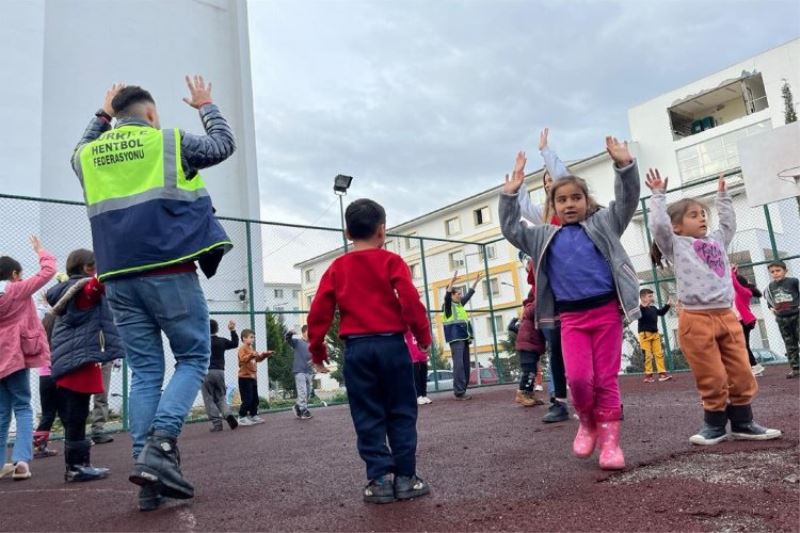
left=0, top=237, right=56, bottom=480
left=405, top=330, right=431, bottom=405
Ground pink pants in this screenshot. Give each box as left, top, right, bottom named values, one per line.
left=560, top=300, right=623, bottom=422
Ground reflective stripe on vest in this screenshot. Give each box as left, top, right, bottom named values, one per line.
left=79, top=126, right=207, bottom=217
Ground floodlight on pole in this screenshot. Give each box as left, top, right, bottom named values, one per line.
left=333, top=174, right=354, bottom=251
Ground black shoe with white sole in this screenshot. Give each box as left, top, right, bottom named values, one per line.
left=226, top=414, right=239, bottom=430
left=129, top=431, right=194, bottom=500
left=293, top=404, right=302, bottom=419
left=689, top=410, right=728, bottom=446
left=726, top=403, right=782, bottom=441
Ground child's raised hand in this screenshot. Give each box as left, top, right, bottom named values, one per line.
left=717, top=173, right=727, bottom=192
left=313, top=362, right=330, bottom=374
left=538, top=128, right=549, bottom=151
left=512, top=151, right=527, bottom=181
left=645, top=168, right=668, bottom=192
left=30, top=236, right=43, bottom=254
left=503, top=169, right=525, bottom=195
left=605, top=136, right=633, bottom=167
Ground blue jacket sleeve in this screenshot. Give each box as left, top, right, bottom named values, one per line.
left=179, top=103, right=236, bottom=177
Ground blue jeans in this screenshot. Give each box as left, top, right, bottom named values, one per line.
left=0, top=369, right=33, bottom=464
left=105, top=272, right=210, bottom=458
left=343, top=334, right=418, bottom=480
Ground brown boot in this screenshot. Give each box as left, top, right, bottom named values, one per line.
left=515, top=390, right=537, bottom=407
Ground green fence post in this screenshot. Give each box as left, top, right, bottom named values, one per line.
left=640, top=197, right=675, bottom=371
left=482, top=244, right=502, bottom=381
left=245, top=221, right=257, bottom=332
left=121, top=358, right=129, bottom=431
left=763, top=205, right=780, bottom=259
left=419, top=239, right=439, bottom=391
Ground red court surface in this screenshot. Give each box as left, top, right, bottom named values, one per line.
left=2, top=369, right=798, bottom=532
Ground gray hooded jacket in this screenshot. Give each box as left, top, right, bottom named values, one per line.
left=499, top=160, right=642, bottom=329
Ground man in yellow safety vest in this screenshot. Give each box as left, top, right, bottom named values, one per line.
left=442, top=270, right=483, bottom=400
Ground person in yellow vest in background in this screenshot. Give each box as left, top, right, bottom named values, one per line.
left=70, top=77, right=235, bottom=512
left=443, top=270, right=482, bottom=400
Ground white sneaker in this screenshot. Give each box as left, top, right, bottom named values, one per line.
left=534, top=384, right=544, bottom=392
left=417, top=397, right=426, bottom=405
left=424, top=397, right=433, bottom=404
left=238, top=416, right=254, bottom=426
left=251, top=415, right=265, bottom=424
left=751, top=364, right=765, bottom=376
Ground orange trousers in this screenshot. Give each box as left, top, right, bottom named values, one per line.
left=678, top=308, right=757, bottom=411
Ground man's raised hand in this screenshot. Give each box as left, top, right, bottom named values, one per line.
left=102, top=83, right=125, bottom=117
left=645, top=168, right=668, bottom=193
left=605, top=136, right=633, bottom=167
left=182, top=75, right=213, bottom=109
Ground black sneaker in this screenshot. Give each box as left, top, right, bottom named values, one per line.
left=786, top=369, right=800, bottom=379
left=293, top=404, right=302, bottom=419
left=129, top=432, right=194, bottom=500
left=730, top=421, right=782, bottom=441
left=394, top=475, right=430, bottom=501
left=225, top=414, right=239, bottom=430
left=542, top=398, right=569, bottom=423
left=689, top=424, right=728, bottom=445
left=138, top=484, right=164, bottom=512
left=209, top=425, right=223, bottom=433
left=363, top=474, right=396, bottom=504
left=300, top=409, right=313, bottom=420
left=454, top=393, right=472, bottom=401
left=91, top=434, right=114, bottom=445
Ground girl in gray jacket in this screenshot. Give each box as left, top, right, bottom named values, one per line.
left=500, top=136, right=640, bottom=471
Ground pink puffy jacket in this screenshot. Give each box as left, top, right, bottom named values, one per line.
left=0, top=250, right=56, bottom=380
left=404, top=330, right=428, bottom=363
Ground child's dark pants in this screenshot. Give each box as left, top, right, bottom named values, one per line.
left=343, top=334, right=418, bottom=481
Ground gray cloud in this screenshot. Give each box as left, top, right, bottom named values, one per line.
left=248, top=0, right=799, bottom=232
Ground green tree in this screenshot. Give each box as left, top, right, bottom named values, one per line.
left=264, top=313, right=296, bottom=397
left=783, top=80, right=798, bottom=124
left=325, top=310, right=346, bottom=385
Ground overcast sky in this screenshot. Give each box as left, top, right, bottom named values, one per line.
left=248, top=0, right=799, bottom=231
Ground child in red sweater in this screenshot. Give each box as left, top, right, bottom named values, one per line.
left=307, top=198, right=432, bottom=504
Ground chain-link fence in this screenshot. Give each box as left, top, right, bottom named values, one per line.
left=1, top=176, right=798, bottom=436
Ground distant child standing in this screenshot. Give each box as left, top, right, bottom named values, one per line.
left=307, top=198, right=432, bottom=503
left=637, top=288, right=673, bottom=383
left=500, top=137, right=640, bottom=470
left=508, top=257, right=546, bottom=407
left=203, top=319, right=239, bottom=432
left=0, top=237, right=55, bottom=481
left=405, top=330, right=431, bottom=405
left=763, top=261, right=799, bottom=378
left=647, top=169, right=781, bottom=445
left=731, top=265, right=765, bottom=376
left=47, top=249, right=125, bottom=482
left=286, top=325, right=314, bottom=419
left=237, top=329, right=271, bottom=426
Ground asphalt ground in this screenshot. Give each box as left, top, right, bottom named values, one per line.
left=1, top=368, right=798, bottom=532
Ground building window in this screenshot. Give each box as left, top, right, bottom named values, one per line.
left=445, top=217, right=461, bottom=236
left=478, top=244, right=497, bottom=262
left=676, top=120, right=770, bottom=182
left=409, top=263, right=421, bottom=280
left=486, top=315, right=504, bottom=333
left=481, top=277, right=500, bottom=296
left=274, top=289, right=284, bottom=299
left=448, top=250, right=465, bottom=270
left=473, top=206, right=491, bottom=226
left=305, top=269, right=314, bottom=283
left=405, top=232, right=418, bottom=250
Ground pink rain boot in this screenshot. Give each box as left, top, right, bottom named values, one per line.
left=573, top=412, right=597, bottom=458
left=596, top=420, right=625, bottom=470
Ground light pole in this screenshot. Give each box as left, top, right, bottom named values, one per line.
left=333, top=174, right=354, bottom=252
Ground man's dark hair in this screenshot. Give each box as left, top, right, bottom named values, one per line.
left=111, top=86, right=155, bottom=117
left=0, top=256, right=22, bottom=281
left=768, top=260, right=787, bottom=271
left=345, top=199, right=386, bottom=240
left=65, top=248, right=95, bottom=277
left=639, top=288, right=654, bottom=297
left=210, top=319, right=219, bottom=335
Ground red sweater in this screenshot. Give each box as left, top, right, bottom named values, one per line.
left=307, top=248, right=431, bottom=364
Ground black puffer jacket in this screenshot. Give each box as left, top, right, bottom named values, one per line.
left=46, top=276, right=125, bottom=379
